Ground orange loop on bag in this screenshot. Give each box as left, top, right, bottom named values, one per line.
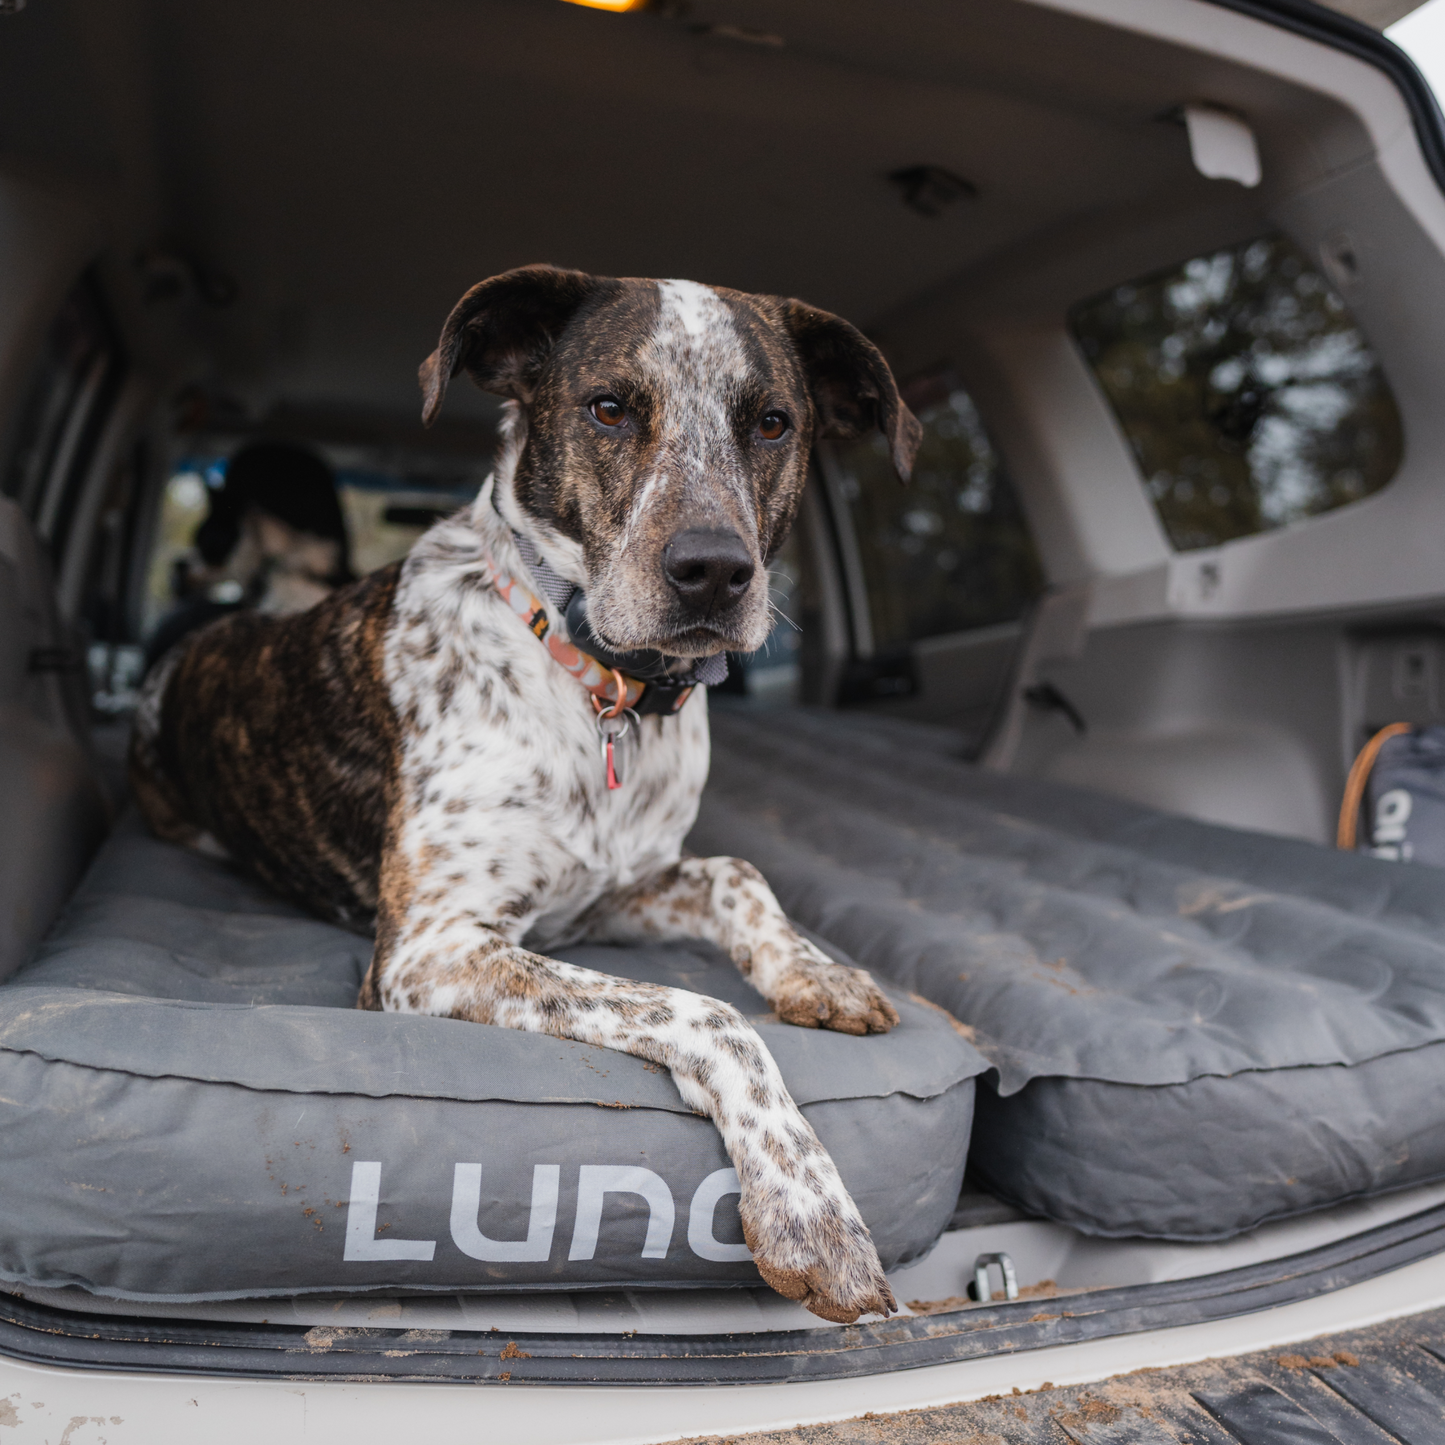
left=1338, top=722, right=1413, bottom=850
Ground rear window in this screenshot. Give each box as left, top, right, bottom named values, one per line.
left=141, top=452, right=475, bottom=636
left=823, top=371, right=1042, bottom=652
left=1070, top=233, right=1403, bottom=552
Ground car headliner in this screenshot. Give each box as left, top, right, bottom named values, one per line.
left=0, top=0, right=1386, bottom=436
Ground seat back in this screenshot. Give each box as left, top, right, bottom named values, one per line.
left=0, top=495, right=108, bottom=981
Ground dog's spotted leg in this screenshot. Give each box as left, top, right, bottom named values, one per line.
left=359, top=925, right=895, bottom=1324
left=585, top=858, right=899, bottom=1036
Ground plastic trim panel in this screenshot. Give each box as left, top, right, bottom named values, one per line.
left=1207, top=0, right=1445, bottom=191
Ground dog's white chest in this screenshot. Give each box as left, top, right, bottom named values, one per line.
left=384, top=520, right=711, bottom=948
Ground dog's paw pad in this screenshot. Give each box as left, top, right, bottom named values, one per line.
left=773, top=959, right=899, bottom=1037
left=749, top=1231, right=896, bottom=1324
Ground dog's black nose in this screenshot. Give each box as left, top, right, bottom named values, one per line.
left=663, top=528, right=755, bottom=612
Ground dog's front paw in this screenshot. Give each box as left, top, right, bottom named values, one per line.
left=743, top=1203, right=896, bottom=1324
left=771, top=945, right=899, bottom=1036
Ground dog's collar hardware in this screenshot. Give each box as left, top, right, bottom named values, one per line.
left=477, top=547, right=658, bottom=714
left=476, top=546, right=696, bottom=734
left=594, top=669, right=636, bottom=790
left=495, top=491, right=727, bottom=714
left=595, top=699, right=638, bottom=791
left=563, top=590, right=725, bottom=716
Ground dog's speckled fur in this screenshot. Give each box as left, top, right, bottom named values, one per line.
left=132, top=266, right=920, bottom=1323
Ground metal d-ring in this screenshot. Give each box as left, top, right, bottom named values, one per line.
left=972, top=1251, right=1019, bottom=1303
left=595, top=706, right=640, bottom=744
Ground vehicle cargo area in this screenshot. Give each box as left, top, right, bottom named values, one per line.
left=5, top=0, right=1445, bottom=1415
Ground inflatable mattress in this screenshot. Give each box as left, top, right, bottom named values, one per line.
left=692, top=707, right=1445, bottom=1241
left=0, top=816, right=984, bottom=1303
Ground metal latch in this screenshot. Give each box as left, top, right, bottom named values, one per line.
left=971, top=1251, right=1019, bottom=1303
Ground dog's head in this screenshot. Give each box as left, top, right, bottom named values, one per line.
left=420, top=266, right=921, bottom=658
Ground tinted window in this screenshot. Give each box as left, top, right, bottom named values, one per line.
left=825, top=372, right=1042, bottom=652
left=1071, top=233, right=1403, bottom=552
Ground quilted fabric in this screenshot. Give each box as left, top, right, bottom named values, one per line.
left=692, top=706, right=1445, bottom=1237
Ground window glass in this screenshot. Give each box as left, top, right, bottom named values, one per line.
left=1070, top=233, right=1403, bottom=552
left=142, top=460, right=217, bottom=636
left=826, top=372, right=1042, bottom=652
left=335, top=470, right=473, bottom=576
left=141, top=451, right=476, bottom=636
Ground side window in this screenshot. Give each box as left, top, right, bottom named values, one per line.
left=1070, top=233, right=1403, bottom=552
left=335, top=470, right=477, bottom=575
left=823, top=371, right=1042, bottom=652
left=141, top=457, right=222, bottom=639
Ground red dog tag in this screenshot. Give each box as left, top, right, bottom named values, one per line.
left=597, top=712, right=632, bottom=790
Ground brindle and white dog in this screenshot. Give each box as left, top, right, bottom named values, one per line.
left=130, top=265, right=922, bottom=1324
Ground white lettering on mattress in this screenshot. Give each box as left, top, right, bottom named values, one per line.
left=339, top=1162, right=762, bottom=1267
left=568, top=1165, right=675, bottom=1260
left=687, top=1168, right=753, bottom=1262
left=450, top=1163, right=560, bottom=1261
left=343, top=1161, right=438, bottom=1261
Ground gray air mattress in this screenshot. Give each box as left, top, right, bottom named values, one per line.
left=0, top=816, right=983, bottom=1303
left=691, top=707, right=1445, bottom=1241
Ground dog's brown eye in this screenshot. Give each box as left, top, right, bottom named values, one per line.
left=590, top=397, right=627, bottom=427
left=758, top=412, right=789, bottom=441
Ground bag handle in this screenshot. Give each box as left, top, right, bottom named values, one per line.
left=1337, top=722, right=1414, bottom=850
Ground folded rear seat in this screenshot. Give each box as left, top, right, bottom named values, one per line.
left=0, top=814, right=981, bottom=1303
left=691, top=707, right=1445, bottom=1241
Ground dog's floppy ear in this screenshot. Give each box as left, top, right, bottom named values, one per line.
left=419, top=265, right=598, bottom=426
left=779, top=301, right=923, bottom=483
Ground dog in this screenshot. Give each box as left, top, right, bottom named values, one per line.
left=130, top=265, right=923, bottom=1323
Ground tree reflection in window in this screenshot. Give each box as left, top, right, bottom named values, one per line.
left=1070, top=233, right=1402, bottom=552
left=827, top=371, right=1042, bottom=652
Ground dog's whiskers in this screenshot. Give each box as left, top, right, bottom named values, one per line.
left=764, top=595, right=801, bottom=634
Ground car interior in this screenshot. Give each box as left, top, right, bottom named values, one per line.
left=5, top=0, right=1445, bottom=1382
